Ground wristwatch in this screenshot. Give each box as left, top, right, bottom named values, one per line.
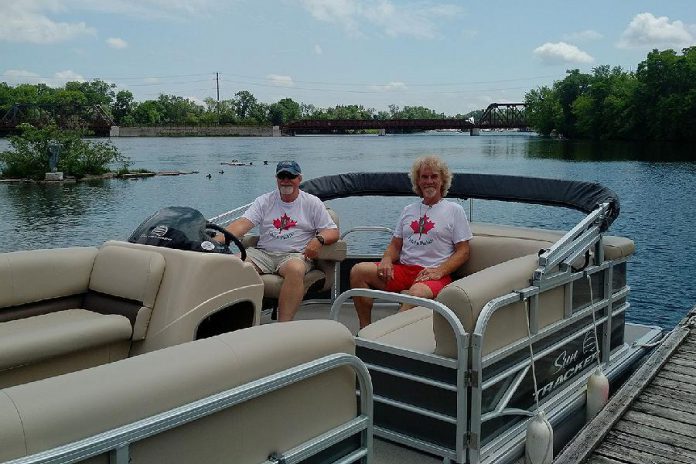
left=315, top=234, right=325, bottom=245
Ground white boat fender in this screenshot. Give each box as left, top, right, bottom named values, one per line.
left=586, top=366, right=609, bottom=420
left=525, top=410, right=553, bottom=464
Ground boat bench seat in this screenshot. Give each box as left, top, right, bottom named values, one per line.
left=0, top=320, right=360, bottom=464
left=359, top=224, right=635, bottom=358
left=0, top=244, right=167, bottom=388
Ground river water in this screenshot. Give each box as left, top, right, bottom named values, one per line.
left=1, top=133, right=694, bottom=328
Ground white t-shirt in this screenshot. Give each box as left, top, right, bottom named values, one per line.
left=242, top=190, right=337, bottom=252
left=394, top=199, right=473, bottom=268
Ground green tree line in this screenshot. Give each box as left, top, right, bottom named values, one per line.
left=1, top=82, right=473, bottom=129
left=525, top=47, right=696, bottom=141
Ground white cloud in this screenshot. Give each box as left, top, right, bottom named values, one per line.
left=298, top=0, right=463, bottom=39
left=53, top=70, right=86, bottom=83
left=563, top=30, right=603, bottom=42
left=3, top=69, right=42, bottom=82
left=533, top=42, right=594, bottom=65
left=313, top=44, right=323, bottom=55
left=144, top=77, right=161, bottom=84
left=0, top=1, right=216, bottom=45
left=0, top=3, right=96, bottom=44
left=267, top=74, right=295, bottom=87
left=106, top=37, right=128, bottom=49
left=2, top=69, right=86, bottom=86
left=71, top=0, right=216, bottom=20
left=370, top=81, right=407, bottom=92
left=618, top=13, right=694, bottom=50
left=185, top=96, right=206, bottom=106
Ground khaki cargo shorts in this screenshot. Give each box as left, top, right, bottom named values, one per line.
left=245, top=247, right=314, bottom=274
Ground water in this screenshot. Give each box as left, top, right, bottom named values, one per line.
left=1, top=133, right=694, bottom=328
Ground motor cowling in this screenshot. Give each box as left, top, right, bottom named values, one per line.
left=128, top=206, right=228, bottom=253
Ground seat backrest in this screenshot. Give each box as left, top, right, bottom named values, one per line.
left=433, top=225, right=636, bottom=358
left=84, top=244, right=166, bottom=340
left=0, top=247, right=98, bottom=312
left=0, top=320, right=357, bottom=464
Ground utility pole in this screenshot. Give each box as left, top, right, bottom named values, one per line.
left=216, top=72, right=220, bottom=123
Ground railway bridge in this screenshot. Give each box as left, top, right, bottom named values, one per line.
left=281, top=103, right=528, bottom=135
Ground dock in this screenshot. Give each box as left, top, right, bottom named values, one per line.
left=555, top=305, right=696, bottom=464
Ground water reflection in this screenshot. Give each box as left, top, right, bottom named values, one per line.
left=525, top=138, right=694, bottom=162
left=1, top=179, right=118, bottom=249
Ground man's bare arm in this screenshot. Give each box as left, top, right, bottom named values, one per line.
left=216, top=217, right=254, bottom=242
left=317, top=227, right=339, bottom=245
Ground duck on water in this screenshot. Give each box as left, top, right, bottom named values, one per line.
left=0, top=172, right=665, bottom=464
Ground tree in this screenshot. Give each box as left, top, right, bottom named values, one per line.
left=131, top=100, right=163, bottom=125
left=525, top=86, right=562, bottom=136
left=112, top=90, right=135, bottom=125
left=233, top=90, right=258, bottom=119
left=0, top=124, right=129, bottom=180
left=268, top=98, right=301, bottom=125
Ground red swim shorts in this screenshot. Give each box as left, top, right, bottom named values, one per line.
left=377, top=262, right=452, bottom=297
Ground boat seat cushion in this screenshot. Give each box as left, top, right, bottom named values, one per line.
left=0, top=320, right=357, bottom=463
left=0, top=309, right=132, bottom=386
left=0, top=247, right=98, bottom=309
left=86, top=245, right=165, bottom=340
left=358, top=307, right=435, bottom=353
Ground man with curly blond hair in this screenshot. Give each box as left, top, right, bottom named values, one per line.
left=350, top=155, right=472, bottom=329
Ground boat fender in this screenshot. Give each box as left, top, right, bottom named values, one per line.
left=525, top=410, right=553, bottom=464
left=586, top=366, right=609, bottom=420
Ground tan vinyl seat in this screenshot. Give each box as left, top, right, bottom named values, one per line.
left=0, top=320, right=358, bottom=464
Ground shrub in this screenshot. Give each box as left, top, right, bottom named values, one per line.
left=0, top=124, right=130, bottom=180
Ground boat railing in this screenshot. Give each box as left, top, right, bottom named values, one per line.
left=534, top=202, right=611, bottom=282
left=208, top=203, right=252, bottom=227
left=5, top=353, right=373, bottom=464
left=468, top=246, right=629, bottom=462
left=330, top=289, right=470, bottom=464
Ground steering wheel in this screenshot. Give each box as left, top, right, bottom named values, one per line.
left=205, top=222, right=246, bottom=261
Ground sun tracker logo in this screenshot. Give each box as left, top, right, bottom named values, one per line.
left=152, top=225, right=168, bottom=237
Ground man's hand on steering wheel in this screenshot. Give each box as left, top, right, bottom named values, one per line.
left=205, top=223, right=246, bottom=261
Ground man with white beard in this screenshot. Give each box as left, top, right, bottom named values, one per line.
left=350, top=155, right=472, bottom=329
left=223, top=160, right=338, bottom=321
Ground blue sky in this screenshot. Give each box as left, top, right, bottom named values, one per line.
left=1, top=1, right=695, bottom=115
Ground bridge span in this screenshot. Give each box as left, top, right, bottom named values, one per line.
left=282, top=103, right=528, bottom=135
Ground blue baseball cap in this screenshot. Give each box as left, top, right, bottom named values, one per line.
left=276, top=160, right=302, bottom=176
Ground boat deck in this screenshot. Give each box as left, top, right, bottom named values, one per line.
left=555, top=305, right=696, bottom=464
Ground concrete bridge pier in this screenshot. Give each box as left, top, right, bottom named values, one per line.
left=470, top=127, right=480, bottom=136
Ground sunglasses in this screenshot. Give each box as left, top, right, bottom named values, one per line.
left=276, top=172, right=299, bottom=180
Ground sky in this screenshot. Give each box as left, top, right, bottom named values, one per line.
left=1, top=0, right=696, bottom=115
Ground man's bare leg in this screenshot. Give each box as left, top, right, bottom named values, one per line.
left=350, top=262, right=386, bottom=329
left=399, top=283, right=433, bottom=312
left=276, top=259, right=308, bottom=322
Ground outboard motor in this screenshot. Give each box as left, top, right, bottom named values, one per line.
left=128, top=206, right=233, bottom=254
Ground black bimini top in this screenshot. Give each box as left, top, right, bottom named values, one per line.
left=300, top=172, right=620, bottom=230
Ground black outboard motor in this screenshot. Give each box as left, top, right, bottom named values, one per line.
left=128, top=206, right=230, bottom=253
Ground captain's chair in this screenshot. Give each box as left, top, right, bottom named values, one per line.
left=240, top=208, right=346, bottom=318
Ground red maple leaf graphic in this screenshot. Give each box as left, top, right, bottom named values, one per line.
left=410, top=214, right=435, bottom=236
left=273, top=213, right=297, bottom=231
